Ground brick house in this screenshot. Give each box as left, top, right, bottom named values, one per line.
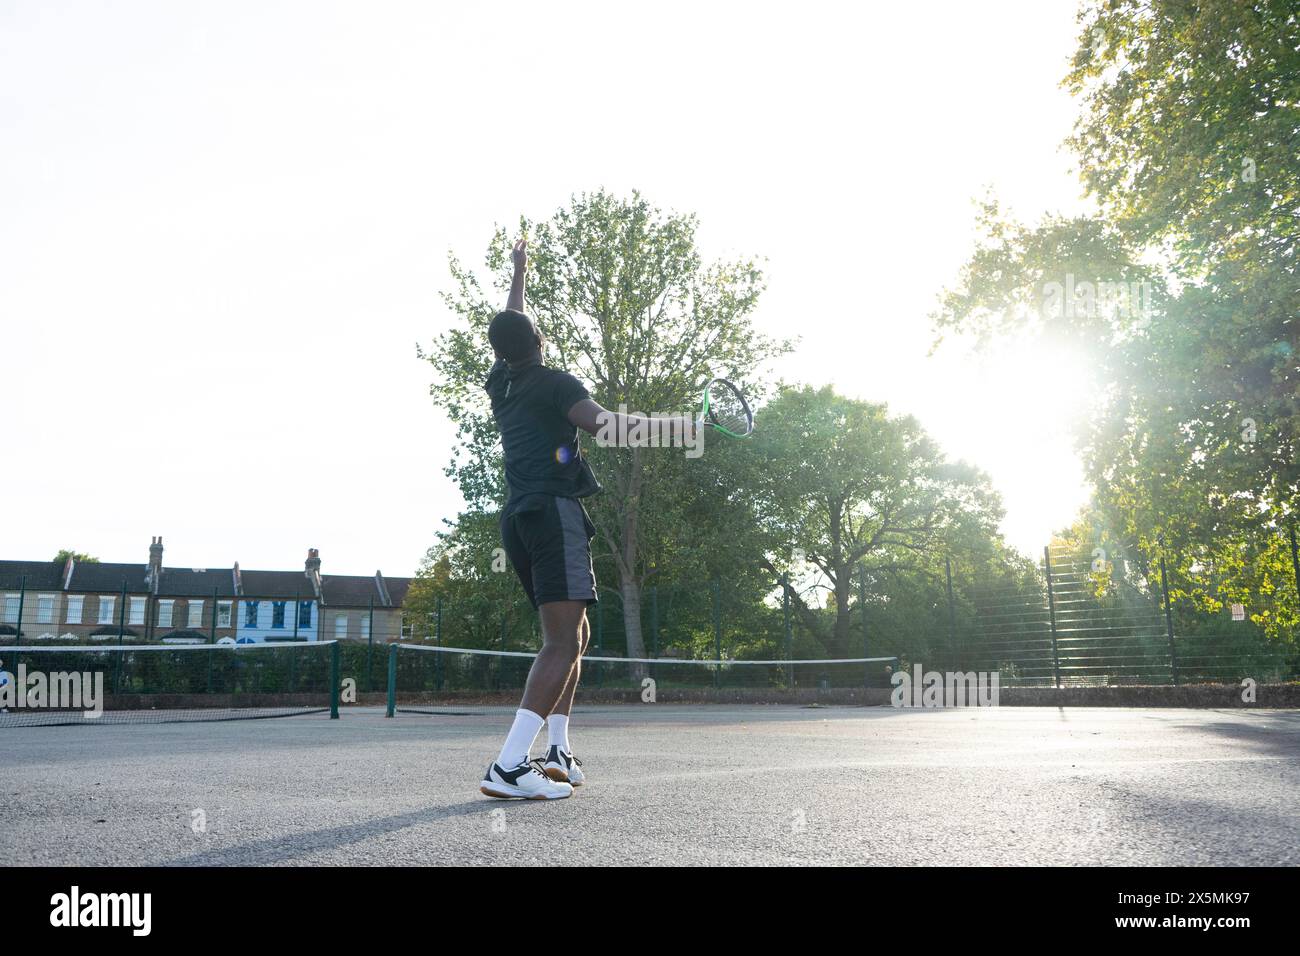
left=1, top=540, right=411, bottom=644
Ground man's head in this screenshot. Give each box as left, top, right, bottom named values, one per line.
left=488, top=309, right=544, bottom=365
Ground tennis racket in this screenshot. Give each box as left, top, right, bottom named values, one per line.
left=699, top=378, right=754, bottom=438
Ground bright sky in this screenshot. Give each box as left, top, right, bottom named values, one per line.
left=2, top=0, right=1095, bottom=576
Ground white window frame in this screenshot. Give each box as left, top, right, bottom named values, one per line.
left=334, top=614, right=348, bottom=639
left=36, top=594, right=55, bottom=624
left=98, top=596, right=116, bottom=625
left=158, top=600, right=175, bottom=628
left=360, top=616, right=370, bottom=641
left=129, top=596, right=146, bottom=626
left=217, top=601, right=232, bottom=629
left=3, top=594, right=18, bottom=624
left=66, top=595, right=84, bottom=625
left=187, top=600, right=204, bottom=628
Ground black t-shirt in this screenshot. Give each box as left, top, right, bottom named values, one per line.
left=485, top=357, right=602, bottom=512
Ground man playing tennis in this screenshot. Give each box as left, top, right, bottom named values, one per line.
left=479, top=238, right=696, bottom=799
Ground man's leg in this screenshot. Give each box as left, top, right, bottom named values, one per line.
left=550, top=613, right=590, bottom=719
left=543, top=614, right=590, bottom=774
left=496, top=599, right=586, bottom=769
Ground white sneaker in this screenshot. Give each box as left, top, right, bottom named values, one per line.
left=542, top=745, right=584, bottom=786
left=480, top=759, right=574, bottom=800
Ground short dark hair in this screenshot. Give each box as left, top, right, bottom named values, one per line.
left=488, top=309, right=541, bottom=362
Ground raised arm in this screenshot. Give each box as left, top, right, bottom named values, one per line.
left=507, top=238, right=527, bottom=313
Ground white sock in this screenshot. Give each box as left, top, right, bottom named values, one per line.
left=548, top=713, right=571, bottom=752
left=497, top=709, right=545, bottom=769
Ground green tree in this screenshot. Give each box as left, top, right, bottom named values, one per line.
left=738, top=385, right=1006, bottom=655
left=934, top=0, right=1300, bottom=642
left=53, top=550, right=98, bottom=564
left=404, top=513, right=531, bottom=650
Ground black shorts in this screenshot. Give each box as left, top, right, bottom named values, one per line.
left=501, top=495, right=599, bottom=610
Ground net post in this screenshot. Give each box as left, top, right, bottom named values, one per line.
left=209, top=586, right=218, bottom=644
left=385, top=643, right=397, bottom=718
left=330, top=641, right=340, bottom=719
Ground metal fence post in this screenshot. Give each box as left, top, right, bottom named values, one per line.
left=1043, top=547, right=1061, bottom=689
left=594, top=600, right=604, bottom=689
left=206, top=588, right=217, bottom=693
left=13, top=575, right=25, bottom=646
left=1159, top=551, right=1179, bottom=686
left=293, top=587, right=300, bottom=640
left=115, top=579, right=127, bottom=693
left=434, top=595, right=443, bottom=691
left=945, top=555, right=957, bottom=668
left=385, top=643, right=397, bottom=718
left=712, top=579, right=722, bottom=689
left=1289, top=523, right=1300, bottom=612
left=329, top=641, right=340, bottom=718
left=649, top=585, right=659, bottom=683
left=366, top=596, right=375, bottom=694
left=782, top=573, right=792, bottom=686
left=858, top=565, right=869, bottom=687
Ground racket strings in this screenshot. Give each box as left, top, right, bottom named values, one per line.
left=705, top=382, right=753, bottom=436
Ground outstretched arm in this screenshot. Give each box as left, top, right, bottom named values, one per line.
left=507, top=238, right=527, bottom=313
left=567, top=398, right=697, bottom=443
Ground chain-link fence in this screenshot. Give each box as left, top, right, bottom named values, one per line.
left=4, top=531, right=1298, bottom=695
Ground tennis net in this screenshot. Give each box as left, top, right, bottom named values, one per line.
left=0, top=641, right=340, bottom=726
left=385, top=643, right=897, bottom=713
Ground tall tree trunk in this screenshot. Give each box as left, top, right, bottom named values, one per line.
left=620, top=578, right=647, bottom=682
left=831, top=568, right=853, bottom=655
left=618, top=447, right=648, bottom=681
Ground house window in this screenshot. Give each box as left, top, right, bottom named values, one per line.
left=298, top=601, right=312, bottom=629
left=3, top=595, right=19, bottom=623
left=37, top=595, right=55, bottom=625
left=272, top=602, right=286, bottom=628
left=217, top=601, right=232, bottom=628
left=188, top=600, right=204, bottom=628
left=98, top=596, right=116, bottom=625
left=334, top=615, right=348, bottom=639
left=158, top=600, right=174, bottom=628
left=129, top=596, right=146, bottom=626
left=361, top=616, right=370, bottom=641
left=245, top=601, right=259, bottom=628
left=66, top=595, right=84, bottom=625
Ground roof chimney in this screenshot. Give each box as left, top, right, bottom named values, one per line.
left=305, top=548, right=323, bottom=602
left=147, top=536, right=164, bottom=592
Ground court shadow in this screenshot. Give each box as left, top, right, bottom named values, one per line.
left=167, top=799, right=524, bottom=866
left=1169, top=709, right=1300, bottom=759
